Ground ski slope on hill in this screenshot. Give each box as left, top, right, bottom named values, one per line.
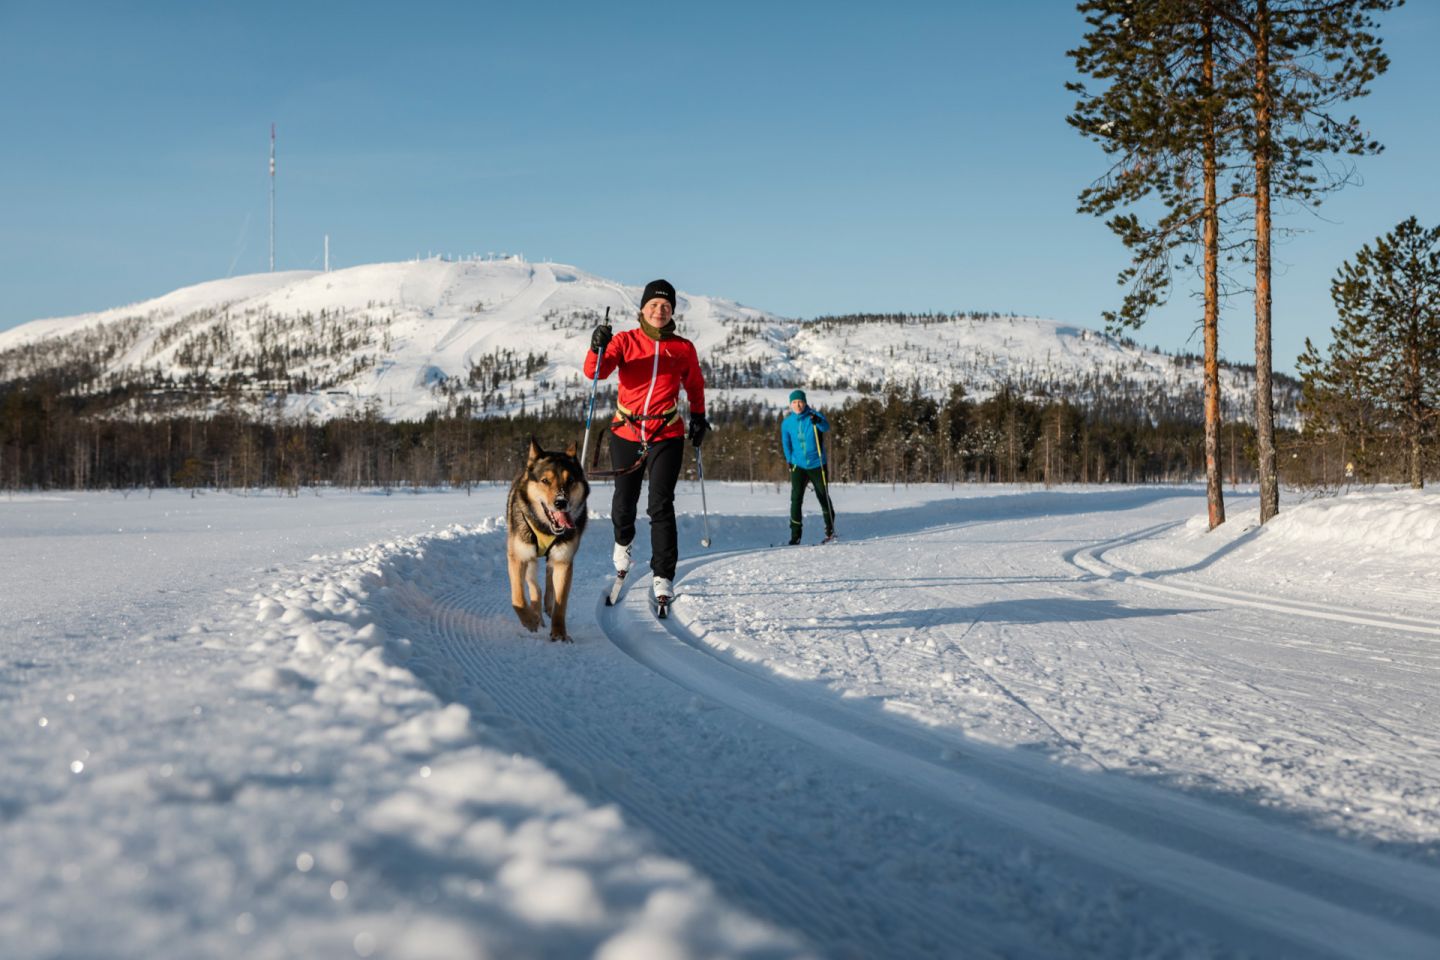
left=0, top=256, right=1290, bottom=424
left=2, top=485, right=1436, bottom=958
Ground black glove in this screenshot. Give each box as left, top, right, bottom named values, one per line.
left=589, top=323, right=612, bottom=355
left=688, top=413, right=710, bottom=447
left=806, top=410, right=819, bottom=422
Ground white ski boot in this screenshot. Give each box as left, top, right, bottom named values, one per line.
left=605, top=542, right=633, bottom=606
left=652, top=576, right=673, bottom=619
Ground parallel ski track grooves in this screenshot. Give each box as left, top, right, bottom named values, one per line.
left=427, top=586, right=782, bottom=907
left=1068, top=524, right=1440, bottom=638
left=425, top=578, right=989, bottom=959
left=599, top=527, right=1440, bottom=959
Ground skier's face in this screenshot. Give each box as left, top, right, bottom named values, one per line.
left=790, top=399, right=806, bottom=414
left=642, top=298, right=672, bottom=326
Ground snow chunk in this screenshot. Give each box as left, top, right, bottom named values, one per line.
left=238, top=665, right=315, bottom=692
left=386, top=703, right=477, bottom=755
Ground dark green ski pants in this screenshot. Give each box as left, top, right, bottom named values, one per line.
left=789, top=465, right=835, bottom=541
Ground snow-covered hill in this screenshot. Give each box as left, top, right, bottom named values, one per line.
left=0, top=256, right=1293, bottom=424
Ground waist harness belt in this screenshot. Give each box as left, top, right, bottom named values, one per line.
left=612, top=402, right=681, bottom=434
left=586, top=403, right=681, bottom=480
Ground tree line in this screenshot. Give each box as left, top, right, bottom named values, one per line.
left=0, top=370, right=1324, bottom=492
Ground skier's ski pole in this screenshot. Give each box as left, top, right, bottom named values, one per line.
left=580, top=307, right=609, bottom=468
left=695, top=446, right=712, bottom=548
left=813, top=419, right=834, bottom=533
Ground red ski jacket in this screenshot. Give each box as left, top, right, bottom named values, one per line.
left=583, top=327, right=706, bottom=444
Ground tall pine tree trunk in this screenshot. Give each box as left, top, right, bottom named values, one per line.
left=1203, top=11, right=1226, bottom=529
left=1411, top=425, right=1423, bottom=489
left=1408, top=336, right=1424, bottom=489
left=1252, top=0, right=1280, bottom=523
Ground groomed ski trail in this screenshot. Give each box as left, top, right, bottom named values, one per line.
left=423, top=572, right=1065, bottom=957
left=376, top=489, right=1440, bottom=958
left=598, top=511, right=1440, bottom=959
left=408, top=529, right=1216, bottom=957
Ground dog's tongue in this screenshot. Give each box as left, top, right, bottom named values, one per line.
left=551, top=508, right=574, bottom=530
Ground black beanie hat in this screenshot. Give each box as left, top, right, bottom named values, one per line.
left=641, top=279, right=676, bottom=310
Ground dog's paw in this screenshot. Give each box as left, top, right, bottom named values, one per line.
left=514, top=605, right=542, bottom=632
left=549, top=631, right=573, bottom=644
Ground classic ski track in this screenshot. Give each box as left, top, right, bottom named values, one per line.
left=425, top=585, right=805, bottom=913
left=1068, top=524, right=1440, bottom=638
left=422, top=579, right=990, bottom=958
left=599, top=518, right=1440, bottom=958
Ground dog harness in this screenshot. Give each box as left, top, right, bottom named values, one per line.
left=522, top=514, right=572, bottom=559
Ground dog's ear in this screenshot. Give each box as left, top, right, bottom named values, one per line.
left=565, top=441, right=577, bottom=459
left=527, top=436, right=542, bottom=464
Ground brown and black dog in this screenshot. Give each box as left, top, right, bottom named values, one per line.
left=506, top=437, right=589, bottom=642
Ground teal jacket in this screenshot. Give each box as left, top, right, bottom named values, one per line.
left=781, top=407, right=830, bottom=469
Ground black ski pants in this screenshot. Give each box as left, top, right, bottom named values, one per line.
left=789, top=464, right=835, bottom=541
left=610, top=434, right=684, bottom=580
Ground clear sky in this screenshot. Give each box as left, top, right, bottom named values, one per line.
left=2, top=0, right=1435, bottom=374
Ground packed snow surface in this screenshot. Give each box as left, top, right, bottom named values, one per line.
left=3, top=483, right=1438, bottom=958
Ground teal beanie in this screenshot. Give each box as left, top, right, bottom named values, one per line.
left=789, top=389, right=806, bottom=403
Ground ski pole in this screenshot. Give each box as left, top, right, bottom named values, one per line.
left=813, top=419, right=833, bottom=531
left=580, top=307, right=609, bottom=468
left=695, top=446, right=712, bottom=548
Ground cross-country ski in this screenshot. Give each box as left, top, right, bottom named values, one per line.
left=604, top=568, right=626, bottom=606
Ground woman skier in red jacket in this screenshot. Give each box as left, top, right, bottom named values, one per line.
left=583, top=279, right=708, bottom=606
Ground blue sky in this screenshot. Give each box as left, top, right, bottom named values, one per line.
left=1, top=1, right=1435, bottom=374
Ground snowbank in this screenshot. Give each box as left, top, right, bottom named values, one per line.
left=230, top=517, right=805, bottom=960
left=1114, top=487, right=1440, bottom=623
left=1251, top=488, right=1440, bottom=559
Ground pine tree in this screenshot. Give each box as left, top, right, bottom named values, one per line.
left=1300, top=217, right=1440, bottom=488
left=1069, top=0, right=1246, bottom=529
left=1217, top=0, right=1398, bottom=519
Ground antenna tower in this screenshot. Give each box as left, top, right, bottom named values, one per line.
left=269, top=123, right=276, bottom=272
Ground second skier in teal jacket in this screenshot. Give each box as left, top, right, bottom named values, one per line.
left=780, top=389, right=836, bottom=544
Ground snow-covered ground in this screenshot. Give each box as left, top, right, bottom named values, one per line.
left=3, top=482, right=1438, bottom=958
